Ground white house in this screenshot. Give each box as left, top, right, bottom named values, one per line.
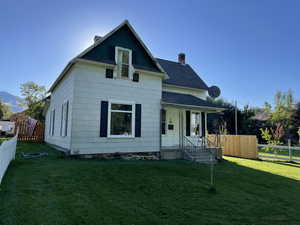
left=44, top=20, right=224, bottom=159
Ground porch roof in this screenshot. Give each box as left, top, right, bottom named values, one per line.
left=162, top=91, right=224, bottom=111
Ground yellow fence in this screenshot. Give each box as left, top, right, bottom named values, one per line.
left=208, top=135, right=258, bottom=159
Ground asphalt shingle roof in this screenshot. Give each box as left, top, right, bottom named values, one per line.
left=157, top=58, right=209, bottom=90
left=162, top=91, right=223, bottom=109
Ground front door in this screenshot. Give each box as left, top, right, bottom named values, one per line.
left=161, top=108, right=180, bottom=148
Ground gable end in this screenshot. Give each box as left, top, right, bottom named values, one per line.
left=80, top=24, right=161, bottom=73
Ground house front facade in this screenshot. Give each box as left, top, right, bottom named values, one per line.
left=44, top=20, right=223, bottom=156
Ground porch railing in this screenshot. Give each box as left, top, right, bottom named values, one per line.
left=182, top=135, right=219, bottom=161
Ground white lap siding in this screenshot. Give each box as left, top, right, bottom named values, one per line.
left=45, top=69, right=74, bottom=149
left=70, top=63, right=162, bottom=154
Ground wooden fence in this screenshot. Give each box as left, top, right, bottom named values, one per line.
left=14, top=120, right=44, bottom=142
left=208, top=135, right=258, bottom=159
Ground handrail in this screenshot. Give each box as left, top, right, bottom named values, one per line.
left=183, top=135, right=195, bottom=146
left=182, top=135, right=222, bottom=162
left=182, top=136, right=197, bottom=160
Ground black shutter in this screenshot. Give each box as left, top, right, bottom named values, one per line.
left=100, top=101, right=109, bottom=137
left=161, top=109, right=166, bottom=135
left=133, top=72, right=139, bottom=82
left=201, top=112, right=206, bottom=137
left=105, top=69, right=114, bottom=78
left=186, top=110, right=190, bottom=136
left=135, top=104, right=142, bottom=137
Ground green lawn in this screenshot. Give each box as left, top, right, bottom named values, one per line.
left=0, top=137, right=10, bottom=144
left=0, top=143, right=300, bottom=225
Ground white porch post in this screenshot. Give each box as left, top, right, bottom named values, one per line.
left=179, top=110, right=184, bottom=148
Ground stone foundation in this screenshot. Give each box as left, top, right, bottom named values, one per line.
left=73, top=151, right=160, bottom=160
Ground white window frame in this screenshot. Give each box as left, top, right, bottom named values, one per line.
left=49, top=109, right=55, bottom=136
left=49, top=111, right=52, bottom=136
left=115, top=46, right=133, bottom=80
left=190, top=111, right=202, bottom=137
left=107, top=99, right=135, bottom=138
left=60, top=100, right=69, bottom=137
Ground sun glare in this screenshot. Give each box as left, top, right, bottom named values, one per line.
left=72, top=26, right=109, bottom=54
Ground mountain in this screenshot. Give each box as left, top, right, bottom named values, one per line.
left=0, top=91, right=24, bottom=113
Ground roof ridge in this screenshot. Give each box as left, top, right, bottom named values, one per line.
left=156, top=58, right=185, bottom=65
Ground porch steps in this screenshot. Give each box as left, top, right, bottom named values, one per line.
left=184, top=149, right=217, bottom=163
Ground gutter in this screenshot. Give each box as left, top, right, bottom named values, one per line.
left=161, top=101, right=225, bottom=112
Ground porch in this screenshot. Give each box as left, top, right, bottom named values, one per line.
left=160, top=91, right=224, bottom=162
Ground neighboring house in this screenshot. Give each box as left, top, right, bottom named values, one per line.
left=44, top=20, right=224, bottom=156
left=252, top=111, right=270, bottom=122
left=0, top=121, right=15, bottom=134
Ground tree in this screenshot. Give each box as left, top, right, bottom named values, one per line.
left=270, top=90, right=294, bottom=128
left=261, top=90, right=296, bottom=144
left=20, top=82, right=46, bottom=121
left=0, top=99, right=12, bottom=120
left=260, top=123, right=284, bottom=151
left=289, top=102, right=300, bottom=144
left=263, top=102, right=272, bottom=114
left=207, top=98, right=260, bottom=136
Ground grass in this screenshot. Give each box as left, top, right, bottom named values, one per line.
left=0, top=137, right=10, bottom=144
left=0, top=143, right=300, bottom=225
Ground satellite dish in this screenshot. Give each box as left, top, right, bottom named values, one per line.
left=208, top=86, right=221, bottom=98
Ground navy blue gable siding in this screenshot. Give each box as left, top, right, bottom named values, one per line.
left=81, top=25, right=160, bottom=73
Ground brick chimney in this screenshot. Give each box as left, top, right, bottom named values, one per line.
left=178, top=53, right=185, bottom=64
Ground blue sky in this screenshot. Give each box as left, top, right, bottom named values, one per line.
left=1, top=0, right=300, bottom=108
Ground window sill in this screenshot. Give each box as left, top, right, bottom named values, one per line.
left=107, top=135, right=135, bottom=139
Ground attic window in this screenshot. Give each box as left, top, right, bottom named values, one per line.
left=115, top=47, right=132, bottom=79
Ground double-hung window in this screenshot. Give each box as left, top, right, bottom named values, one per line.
left=115, top=47, right=132, bottom=79
left=60, top=101, right=69, bottom=137
left=49, top=109, right=55, bottom=136
left=108, top=101, right=135, bottom=137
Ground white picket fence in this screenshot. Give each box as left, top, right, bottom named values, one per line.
left=258, top=143, right=300, bottom=162
left=0, top=134, right=18, bottom=184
